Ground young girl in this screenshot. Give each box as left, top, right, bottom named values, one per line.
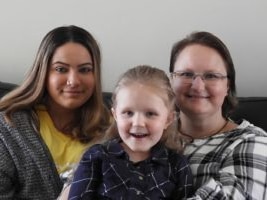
left=68, top=65, right=193, bottom=199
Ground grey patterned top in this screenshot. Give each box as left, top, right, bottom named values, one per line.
left=184, top=120, right=267, bottom=200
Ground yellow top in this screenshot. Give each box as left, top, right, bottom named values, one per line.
left=36, top=105, right=91, bottom=175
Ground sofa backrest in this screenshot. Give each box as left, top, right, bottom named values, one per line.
left=230, top=97, right=267, bottom=131
left=0, top=81, right=266, bottom=131
left=0, top=81, right=17, bottom=97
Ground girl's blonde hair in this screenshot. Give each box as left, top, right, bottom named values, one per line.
left=104, top=65, right=182, bottom=152
left=0, top=25, right=110, bottom=143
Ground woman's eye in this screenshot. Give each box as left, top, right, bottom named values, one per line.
left=55, top=66, right=68, bottom=73
left=204, top=73, right=219, bottom=80
left=79, top=66, right=93, bottom=73
left=181, top=72, right=194, bottom=78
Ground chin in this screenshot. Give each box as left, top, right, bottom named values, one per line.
left=129, top=146, right=150, bottom=153
left=183, top=106, right=208, bottom=115
left=62, top=103, right=83, bottom=110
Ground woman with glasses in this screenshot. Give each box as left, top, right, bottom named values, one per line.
left=169, top=31, right=267, bottom=199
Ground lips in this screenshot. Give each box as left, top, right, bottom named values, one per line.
left=130, top=133, right=149, bottom=138
left=187, top=93, right=209, bottom=98
left=63, top=90, right=83, bottom=98
left=64, top=90, right=82, bottom=93
left=129, top=127, right=148, bottom=138
left=188, top=95, right=208, bottom=98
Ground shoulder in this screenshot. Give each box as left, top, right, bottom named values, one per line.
left=0, top=110, right=31, bottom=126
left=80, top=143, right=108, bottom=163
left=0, top=110, right=35, bottom=139
left=82, top=139, right=123, bottom=160
left=166, top=148, right=190, bottom=170
left=220, top=120, right=267, bottom=154
left=83, top=143, right=104, bottom=155
left=228, top=119, right=267, bottom=141
left=0, top=111, right=27, bottom=138
left=0, top=110, right=50, bottom=165
left=237, top=119, right=266, bottom=134
left=78, top=140, right=124, bottom=171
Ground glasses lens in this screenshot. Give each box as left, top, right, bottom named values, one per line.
left=172, top=71, right=227, bottom=85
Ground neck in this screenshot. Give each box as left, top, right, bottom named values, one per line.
left=45, top=102, right=76, bottom=133
left=178, top=116, right=229, bottom=141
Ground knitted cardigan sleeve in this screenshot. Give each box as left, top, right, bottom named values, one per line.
left=0, top=111, right=63, bottom=199
left=0, top=138, right=17, bottom=198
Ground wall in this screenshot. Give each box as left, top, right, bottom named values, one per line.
left=0, top=0, right=266, bottom=96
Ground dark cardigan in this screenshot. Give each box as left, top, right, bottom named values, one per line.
left=0, top=110, right=63, bottom=199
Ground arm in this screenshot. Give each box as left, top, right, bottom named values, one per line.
left=57, top=185, right=71, bottom=200
left=68, top=145, right=102, bottom=200
left=0, top=139, right=17, bottom=199
left=192, top=135, right=267, bottom=200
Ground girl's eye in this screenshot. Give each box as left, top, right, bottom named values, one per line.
left=146, top=112, right=157, bottom=117
left=122, top=111, right=133, bottom=117
left=55, top=66, right=68, bottom=73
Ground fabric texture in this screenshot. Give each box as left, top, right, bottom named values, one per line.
left=184, top=119, right=267, bottom=200
left=69, top=138, right=193, bottom=200
left=0, top=110, right=63, bottom=200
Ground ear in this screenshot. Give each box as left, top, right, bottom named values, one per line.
left=164, top=111, right=175, bottom=129
left=111, top=107, right=117, bottom=121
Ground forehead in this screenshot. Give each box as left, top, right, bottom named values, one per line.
left=175, top=44, right=227, bottom=72
left=116, top=83, right=169, bottom=106
left=51, top=42, right=92, bottom=61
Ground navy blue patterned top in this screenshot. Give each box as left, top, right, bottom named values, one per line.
left=68, top=138, right=193, bottom=200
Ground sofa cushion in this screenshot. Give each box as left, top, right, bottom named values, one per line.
left=230, top=97, right=267, bottom=131
left=0, top=81, right=17, bottom=97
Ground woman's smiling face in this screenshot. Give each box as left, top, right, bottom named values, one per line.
left=171, top=44, right=229, bottom=117
left=46, top=42, right=95, bottom=111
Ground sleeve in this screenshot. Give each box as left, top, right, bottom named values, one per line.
left=192, top=135, right=267, bottom=200
left=0, top=139, right=17, bottom=199
left=172, top=154, right=194, bottom=199
left=68, top=145, right=102, bottom=200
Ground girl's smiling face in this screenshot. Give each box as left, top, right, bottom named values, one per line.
left=112, top=82, right=174, bottom=162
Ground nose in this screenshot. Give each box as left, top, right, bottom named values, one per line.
left=191, top=75, right=205, bottom=90
left=132, top=113, right=145, bottom=126
left=193, top=74, right=205, bottom=81
left=67, top=70, right=80, bottom=86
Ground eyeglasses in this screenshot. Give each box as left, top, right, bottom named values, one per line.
left=170, top=71, right=228, bottom=85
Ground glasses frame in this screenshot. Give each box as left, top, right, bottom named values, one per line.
left=170, top=71, right=228, bottom=85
